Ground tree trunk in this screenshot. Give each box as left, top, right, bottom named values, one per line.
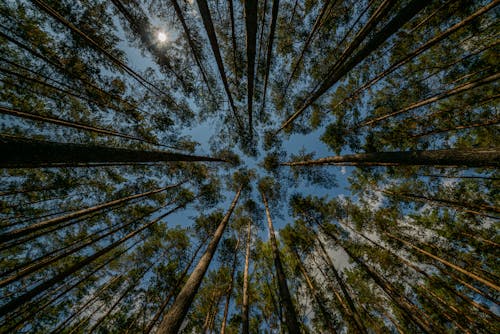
left=261, top=191, right=301, bottom=334
left=220, top=237, right=240, bottom=334
left=0, top=136, right=227, bottom=168
left=284, top=0, right=334, bottom=93
left=241, top=219, right=252, bottom=334
left=260, top=0, right=280, bottom=115
left=279, top=0, right=430, bottom=132
left=357, top=72, right=500, bottom=129
left=0, top=181, right=184, bottom=242
left=244, top=0, right=258, bottom=137
left=227, top=0, right=238, bottom=80
left=170, top=0, right=213, bottom=94
left=281, top=148, right=500, bottom=168
left=195, top=0, right=242, bottom=131
left=0, top=202, right=188, bottom=317
left=156, top=186, right=242, bottom=334
left=383, top=189, right=500, bottom=216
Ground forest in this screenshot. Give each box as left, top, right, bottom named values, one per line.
left=0, top=0, right=498, bottom=333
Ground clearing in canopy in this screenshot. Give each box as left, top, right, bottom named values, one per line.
left=0, top=0, right=498, bottom=333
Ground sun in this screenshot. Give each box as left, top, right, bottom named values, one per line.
left=157, top=31, right=167, bottom=42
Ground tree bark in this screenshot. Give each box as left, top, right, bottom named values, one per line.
left=281, top=148, right=500, bottom=168
left=261, top=191, right=301, bottom=334
left=156, top=186, right=242, bottom=334
left=241, top=219, right=252, bottom=334
left=0, top=136, right=227, bottom=168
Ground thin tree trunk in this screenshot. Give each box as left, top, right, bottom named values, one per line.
left=244, top=0, right=258, bottom=137
left=0, top=202, right=189, bottom=317
left=6, top=237, right=144, bottom=333
left=196, top=0, right=242, bottom=131
left=241, top=219, right=252, bottom=334
left=0, top=182, right=184, bottom=242
left=170, top=0, right=213, bottom=94
left=383, top=189, right=500, bottom=216
left=356, top=72, right=500, bottom=129
left=315, top=237, right=367, bottom=333
left=292, top=249, right=337, bottom=333
left=284, top=0, right=334, bottom=93
left=156, top=186, right=242, bottom=334
left=261, top=191, right=301, bottom=334
left=410, top=118, right=500, bottom=139
left=0, top=202, right=169, bottom=288
left=260, top=0, right=280, bottom=115
left=220, top=237, right=240, bottom=334
left=0, top=106, right=160, bottom=147
left=385, top=232, right=500, bottom=292
left=0, top=136, right=227, bottom=169
left=281, top=148, right=500, bottom=168
left=227, top=0, right=238, bottom=81
left=278, top=0, right=432, bottom=132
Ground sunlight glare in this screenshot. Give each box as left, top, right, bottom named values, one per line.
left=157, top=31, right=167, bottom=43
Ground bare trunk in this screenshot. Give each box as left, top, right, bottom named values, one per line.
left=0, top=136, right=227, bottom=169
left=333, top=1, right=500, bottom=111
left=357, top=72, right=500, bottom=128
left=260, top=0, right=280, bottom=115
left=261, top=191, right=301, bottom=334
left=156, top=187, right=242, bottom=334
left=145, top=235, right=208, bottom=333
left=282, top=148, right=500, bottom=168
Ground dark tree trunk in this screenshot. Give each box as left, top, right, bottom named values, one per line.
left=261, top=191, right=301, bottom=334
left=196, top=0, right=242, bottom=131
left=260, top=0, right=280, bottom=115
left=282, top=148, right=500, bottom=168
left=244, top=0, right=258, bottom=137
left=0, top=136, right=227, bottom=168
left=156, top=187, right=242, bottom=334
